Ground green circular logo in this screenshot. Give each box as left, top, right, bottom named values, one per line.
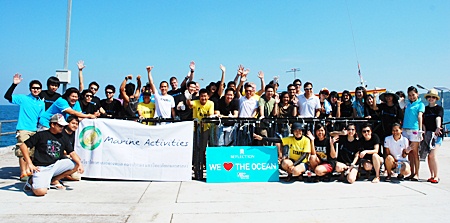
left=79, top=126, right=102, bottom=150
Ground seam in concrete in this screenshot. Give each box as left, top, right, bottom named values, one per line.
left=400, top=185, right=427, bottom=195
left=175, top=182, right=182, bottom=203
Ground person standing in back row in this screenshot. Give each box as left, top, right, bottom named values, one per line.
left=4, top=73, right=45, bottom=181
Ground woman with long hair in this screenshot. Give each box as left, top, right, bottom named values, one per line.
left=331, top=123, right=361, bottom=184
left=402, top=86, right=425, bottom=181
left=307, top=123, right=337, bottom=181
left=353, top=86, right=367, bottom=118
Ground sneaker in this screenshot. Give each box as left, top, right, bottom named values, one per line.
left=23, top=177, right=32, bottom=192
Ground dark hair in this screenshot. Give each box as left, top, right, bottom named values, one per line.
left=159, top=81, right=169, bottom=87
left=346, top=122, right=358, bottom=138
left=303, top=82, right=313, bottom=88
left=66, top=115, right=79, bottom=124
left=407, top=86, right=418, bottom=94
left=224, top=88, right=235, bottom=95
left=362, top=122, right=372, bottom=130
left=396, top=91, right=406, bottom=98
left=244, top=83, right=253, bottom=90
left=29, top=80, right=42, bottom=89
left=81, top=89, right=94, bottom=101
left=187, top=81, right=197, bottom=87
left=89, top=81, right=99, bottom=90
left=47, top=76, right=60, bottom=87
left=269, top=80, right=279, bottom=87
left=314, top=123, right=327, bottom=136
left=355, top=86, right=367, bottom=101
left=63, top=87, right=80, bottom=100
left=280, top=91, right=289, bottom=100
left=199, top=88, right=209, bottom=95
left=169, top=77, right=177, bottom=82
left=365, top=94, right=374, bottom=106
left=227, top=81, right=236, bottom=88
left=293, top=79, right=302, bottom=85
left=105, top=84, right=116, bottom=93
left=125, top=83, right=135, bottom=96
left=392, top=122, right=402, bottom=129
left=287, top=84, right=295, bottom=90
left=265, top=84, right=275, bottom=91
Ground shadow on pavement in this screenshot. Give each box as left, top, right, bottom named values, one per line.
left=0, top=166, right=20, bottom=180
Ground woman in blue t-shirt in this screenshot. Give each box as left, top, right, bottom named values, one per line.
left=402, top=86, right=425, bottom=181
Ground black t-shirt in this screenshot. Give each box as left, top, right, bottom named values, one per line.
left=330, top=101, right=338, bottom=117
left=424, top=105, right=443, bottom=131
left=92, top=96, right=101, bottom=108
left=62, top=129, right=75, bottom=149
left=100, top=98, right=123, bottom=117
left=39, top=90, right=61, bottom=111
left=360, top=133, right=380, bottom=159
left=215, top=97, right=239, bottom=117
left=80, top=100, right=98, bottom=115
left=378, top=103, right=403, bottom=136
left=168, top=85, right=187, bottom=97
left=24, top=130, right=73, bottom=166
left=364, top=105, right=379, bottom=120
left=314, top=137, right=332, bottom=162
left=337, top=136, right=361, bottom=164
left=174, top=92, right=197, bottom=120
left=340, top=102, right=353, bottom=118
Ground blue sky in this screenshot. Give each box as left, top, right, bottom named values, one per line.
left=1, top=0, right=449, bottom=105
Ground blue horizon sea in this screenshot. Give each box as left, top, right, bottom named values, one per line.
left=1, top=105, right=450, bottom=147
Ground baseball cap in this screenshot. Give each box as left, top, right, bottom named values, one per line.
left=291, top=122, right=305, bottom=131
left=50, top=113, right=69, bottom=126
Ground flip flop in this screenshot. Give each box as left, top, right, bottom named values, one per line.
left=430, top=178, right=440, bottom=184
left=50, top=184, right=66, bottom=190
left=427, top=177, right=434, bottom=182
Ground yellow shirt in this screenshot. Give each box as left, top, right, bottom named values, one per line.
left=137, top=102, right=155, bottom=125
left=282, top=136, right=311, bottom=163
left=192, top=100, right=214, bottom=131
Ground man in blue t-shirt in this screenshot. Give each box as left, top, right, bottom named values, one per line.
left=4, top=73, right=45, bottom=181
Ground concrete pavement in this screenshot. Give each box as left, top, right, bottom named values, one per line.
left=1, top=139, right=450, bottom=223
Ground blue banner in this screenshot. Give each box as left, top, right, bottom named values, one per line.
left=206, top=146, right=279, bottom=183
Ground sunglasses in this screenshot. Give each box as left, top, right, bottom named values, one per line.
left=362, top=130, right=371, bottom=133
left=85, top=95, right=93, bottom=98
left=245, top=89, right=252, bottom=92
left=428, top=96, right=438, bottom=99
left=31, top=87, right=41, bottom=90
left=304, top=87, right=312, bottom=91
left=288, top=88, right=296, bottom=91
left=90, top=87, right=98, bottom=91
left=106, top=91, right=114, bottom=94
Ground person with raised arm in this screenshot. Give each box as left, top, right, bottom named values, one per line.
left=39, top=76, right=61, bottom=110
left=39, top=87, right=97, bottom=129
left=168, top=61, right=194, bottom=97
left=77, top=60, right=102, bottom=108
left=214, top=88, right=239, bottom=146
left=137, top=87, right=156, bottom=125
left=147, top=66, right=176, bottom=120
left=119, top=74, right=141, bottom=118
left=4, top=73, right=45, bottom=181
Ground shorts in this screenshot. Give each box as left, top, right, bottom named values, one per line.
left=32, top=159, right=75, bottom=189
left=433, top=136, right=443, bottom=148
left=15, top=130, right=36, bottom=158
left=402, top=129, right=422, bottom=142
left=289, top=159, right=309, bottom=169
left=318, top=162, right=333, bottom=173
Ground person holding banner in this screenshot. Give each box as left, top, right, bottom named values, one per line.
left=21, top=114, right=84, bottom=196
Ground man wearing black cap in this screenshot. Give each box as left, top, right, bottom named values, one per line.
left=137, top=87, right=156, bottom=125
left=20, top=113, right=84, bottom=196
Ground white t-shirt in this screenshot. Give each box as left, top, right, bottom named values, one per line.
left=154, top=92, right=175, bottom=118
left=384, top=135, right=409, bottom=160
left=297, top=94, right=320, bottom=118
left=239, top=96, right=258, bottom=118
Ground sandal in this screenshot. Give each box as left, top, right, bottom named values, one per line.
left=430, top=178, right=440, bottom=184
left=385, top=176, right=391, bottom=182
left=427, top=177, right=434, bottom=182
left=371, top=177, right=380, bottom=183
left=50, top=184, right=66, bottom=190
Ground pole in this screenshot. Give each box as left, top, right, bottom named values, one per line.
left=62, top=0, right=72, bottom=93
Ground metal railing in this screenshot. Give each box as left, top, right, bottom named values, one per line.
left=0, top=120, right=17, bottom=136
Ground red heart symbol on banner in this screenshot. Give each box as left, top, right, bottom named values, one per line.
left=223, top=162, right=233, bottom=171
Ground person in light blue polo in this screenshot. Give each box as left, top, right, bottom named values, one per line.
left=39, top=87, right=97, bottom=129
left=3, top=73, right=45, bottom=181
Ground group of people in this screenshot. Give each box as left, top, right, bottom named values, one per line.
left=4, top=60, right=444, bottom=196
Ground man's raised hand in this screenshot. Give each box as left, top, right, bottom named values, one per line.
left=146, top=66, right=153, bottom=73
left=77, top=60, right=85, bottom=70
left=189, top=61, right=195, bottom=71
left=13, top=73, right=23, bottom=85
left=220, top=64, right=226, bottom=73
left=258, top=71, right=264, bottom=79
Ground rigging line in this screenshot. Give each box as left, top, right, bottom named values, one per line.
left=345, top=0, right=359, bottom=66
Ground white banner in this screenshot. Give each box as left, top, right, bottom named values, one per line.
left=74, top=119, right=193, bottom=181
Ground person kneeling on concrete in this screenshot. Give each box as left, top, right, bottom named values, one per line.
left=20, top=113, right=84, bottom=196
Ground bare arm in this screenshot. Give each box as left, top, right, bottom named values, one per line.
left=171, top=107, right=176, bottom=118
left=146, top=66, right=157, bottom=96
left=77, top=60, right=85, bottom=92
left=234, top=64, right=243, bottom=85
left=134, top=75, right=142, bottom=98
left=236, top=73, right=246, bottom=98
left=68, top=151, right=84, bottom=174
left=329, top=137, right=337, bottom=159
left=120, top=75, right=132, bottom=104
left=217, top=64, right=226, bottom=97
left=336, top=100, right=341, bottom=118
left=65, top=107, right=97, bottom=119
left=256, top=71, right=265, bottom=96
left=20, top=143, right=39, bottom=173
